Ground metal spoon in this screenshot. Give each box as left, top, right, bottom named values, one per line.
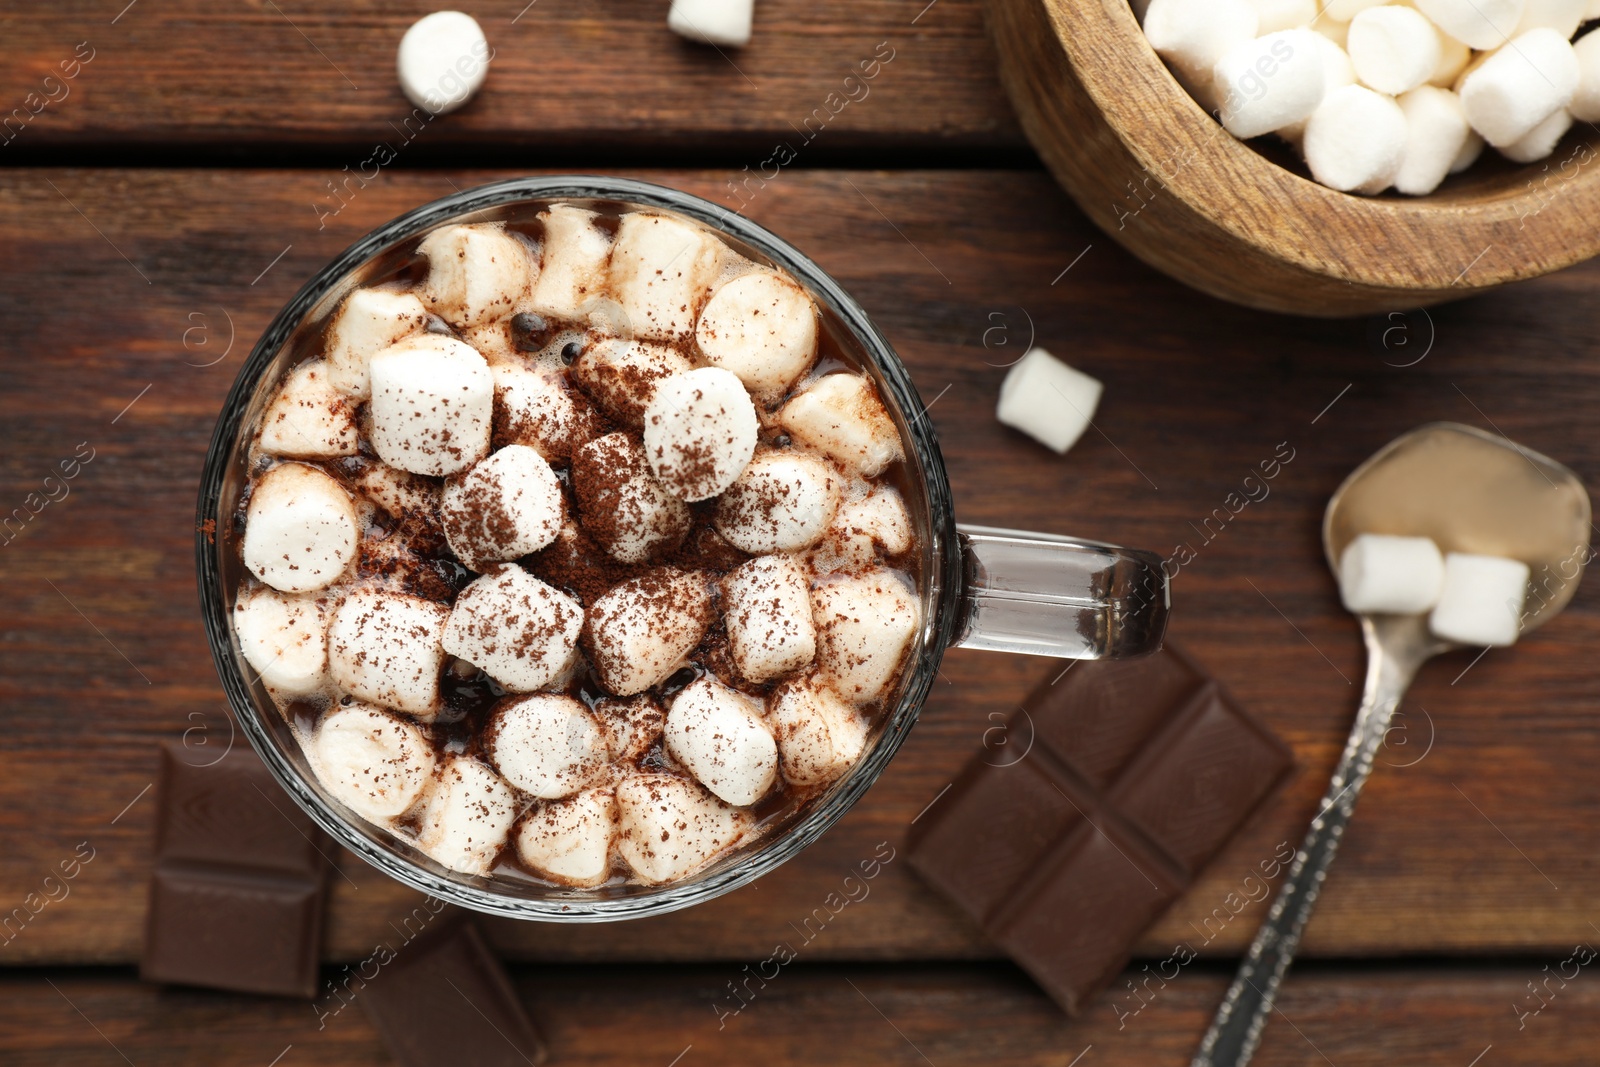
left=1193, top=422, right=1591, bottom=1067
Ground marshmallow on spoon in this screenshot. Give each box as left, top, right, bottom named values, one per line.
left=778, top=373, right=904, bottom=476
left=439, top=444, right=564, bottom=568
left=491, top=361, right=604, bottom=462
left=368, top=334, right=494, bottom=477
left=606, top=212, right=725, bottom=340
left=1428, top=552, right=1530, bottom=646
left=327, top=591, right=450, bottom=718
left=1569, top=30, right=1600, bottom=122
left=416, top=755, right=520, bottom=876
left=325, top=288, right=429, bottom=400
left=233, top=587, right=329, bottom=696
left=1142, top=0, right=1259, bottom=84
left=1338, top=534, right=1446, bottom=613
left=812, top=569, right=921, bottom=705
left=1304, top=84, right=1409, bottom=193
left=242, top=462, right=360, bottom=594
left=529, top=204, right=614, bottom=321
left=642, top=367, right=761, bottom=501
left=1460, top=29, right=1580, bottom=146
left=516, top=788, right=618, bottom=888
left=714, top=449, right=840, bottom=555
left=397, top=11, right=491, bottom=115
left=584, top=569, right=713, bottom=696
left=1500, top=107, right=1573, bottom=160
left=1395, top=86, right=1473, bottom=194
left=665, top=676, right=779, bottom=806
left=486, top=694, right=610, bottom=799
left=259, top=361, right=359, bottom=458
left=572, top=433, right=692, bottom=564
left=1213, top=30, right=1328, bottom=139
left=418, top=224, right=532, bottom=329
left=769, top=678, right=870, bottom=788
left=723, top=555, right=817, bottom=683
left=696, top=269, right=818, bottom=402
left=1415, top=0, right=1526, bottom=48
left=615, top=773, right=750, bottom=884
left=1348, top=7, right=1443, bottom=95
left=668, top=0, right=755, bottom=48
left=995, top=347, right=1103, bottom=455
left=443, top=566, right=583, bottom=692
left=311, top=703, right=436, bottom=823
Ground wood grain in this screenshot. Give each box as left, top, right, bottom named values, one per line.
left=983, top=0, right=1600, bottom=315
left=1, top=169, right=1598, bottom=969
left=5, top=961, right=1596, bottom=1065
left=0, top=1, right=1019, bottom=153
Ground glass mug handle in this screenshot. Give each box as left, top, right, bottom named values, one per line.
left=953, top=525, right=1171, bottom=660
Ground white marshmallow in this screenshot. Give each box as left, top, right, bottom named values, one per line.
left=724, top=555, right=817, bottom=683
left=1588, top=0, right=1600, bottom=18
left=606, top=212, right=725, bottom=340
left=243, top=462, right=359, bottom=594
left=1452, top=127, right=1487, bottom=170
left=492, top=361, right=602, bottom=463
left=1315, top=17, right=1353, bottom=49
left=418, top=223, right=532, bottom=329
left=325, top=288, right=429, bottom=400
left=615, top=772, right=750, bottom=884
left=1325, top=0, right=1385, bottom=18
left=233, top=587, right=329, bottom=696
left=584, top=569, right=713, bottom=696
left=1338, top=533, right=1446, bottom=613
left=642, top=367, right=761, bottom=501
left=696, top=270, right=818, bottom=402
left=665, top=676, right=778, bottom=806
left=1396, top=86, right=1473, bottom=194
left=1278, top=37, right=1358, bottom=142
left=669, top=0, right=755, bottom=47
left=397, top=11, right=491, bottom=115
left=348, top=461, right=440, bottom=518
left=311, top=703, right=436, bottom=823
left=259, top=361, right=359, bottom=458
left=777, top=373, right=903, bottom=476
left=811, top=569, right=920, bottom=705
left=1573, top=30, right=1600, bottom=121
left=1429, top=32, right=1473, bottom=87
left=328, top=591, right=449, bottom=718
left=439, top=444, right=564, bottom=568
left=1515, top=0, right=1587, bottom=36
left=594, top=694, right=666, bottom=762
left=714, top=449, right=841, bottom=554
left=487, top=694, right=610, bottom=799
left=1248, top=0, right=1319, bottom=32
left=443, top=565, right=583, bottom=692
left=1304, top=84, right=1409, bottom=193
left=769, top=678, right=870, bottom=788
left=1415, top=0, right=1526, bottom=48
left=368, top=334, right=494, bottom=477
left=572, top=433, right=692, bottom=564
left=1348, top=7, right=1442, bottom=94
left=824, top=487, right=914, bottom=570
left=1214, top=30, right=1328, bottom=139
left=416, top=755, right=519, bottom=876
left=995, top=347, right=1103, bottom=455
left=1429, top=552, right=1530, bottom=646
left=1143, top=0, right=1260, bottom=83
left=1460, top=29, right=1580, bottom=145
left=1500, top=106, right=1573, bottom=160
left=516, top=787, right=617, bottom=887
left=530, top=204, right=614, bottom=320
left=571, top=338, right=694, bottom=427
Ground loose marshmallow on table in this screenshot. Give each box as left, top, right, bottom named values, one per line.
left=1460, top=28, right=1580, bottom=146
left=606, top=212, right=725, bottom=340
left=1305, top=84, right=1409, bottom=193
left=1500, top=107, right=1574, bottom=161
left=516, top=787, right=618, bottom=887
left=443, top=565, right=583, bottom=692
left=328, top=591, right=450, bottom=718
left=416, top=755, right=520, bottom=876
left=311, top=703, right=436, bottom=823
left=769, top=677, right=870, bottom=788
left=995, top=347, right=1103, bottom=455
left=571, top=338, right=694, bottom=428
left=243, top=462, right=360, bottom=594
left=584, top=568, right=713, bottom=696
left=1248, top=0, right=1319, bottom=34
left=572, top=433, right=692, bottom=564
left=233, top=587, right=329, bottom=696
left=1338, top=533, right=1446, bottom=614
left=418, top=223, right=531, bottom=329
left=486, top=694, right=610, bottom=799
left=615, top=772, right=750, bottom=884
left=529, top=204, right=614, bottom=321
left=1516, top=0, right=1587, bottom=37
left=438, top=444, right=564, bottom=568
left=593, top=694, right=666, bottom=763
left=1348, top=7, right=1443, bottom=95
left=696, top=270, right=818, bottom=402
left=824, top=487, right=913, bottom=570
left=368, top=334, right=493, bottom=477
left=643, top=367, right=761, bottom=501
left=812, top=569, right=921, bottom=705
left=492, top=361, right=604, bottom=462
left=714, top=448, right=840, bottom=555
left=325, top=289, right=429, bottom=401
left=1213, top=29, right=1328, bottom=139
left=397, top=12, right=491, bottom=115
left=723, top=555, right=817, bottom=683
left=669, top=0, right=755, bottom=48
left=1396, top=86, right=1473, bottom=194
left=777, top=373, right=903, bottom=476
left=1429, top=552, right=1530, bottom=646
left=1415, top=0, right=1526, bottom=49
left=1573, top=30, right=1600, bottom=121
left=259, top=361, right=359, bottom=459
left=665, top=677, right=779, bottom=806
left=1142, top=0, right=1259, bottom=85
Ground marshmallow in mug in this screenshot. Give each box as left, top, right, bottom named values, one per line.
left=1336, top=532, right=1532, bottom=646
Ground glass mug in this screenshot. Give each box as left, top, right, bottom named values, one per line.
left=195, top=177, right=1171, bottom=921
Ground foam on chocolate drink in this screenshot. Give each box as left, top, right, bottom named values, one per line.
left=230, top=200, right=924, bottom=888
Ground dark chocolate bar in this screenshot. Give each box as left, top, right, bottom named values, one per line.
left=141, top=741, right=330, bottom=998
left=908, top=645, right=1294, bottom=1015
left=360, top=917, right=546, bottom=1067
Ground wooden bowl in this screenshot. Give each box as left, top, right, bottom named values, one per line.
left=984, top=0, right=1600, bottom=316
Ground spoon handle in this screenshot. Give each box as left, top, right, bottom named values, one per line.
left=1191, top=619, right=1428, bottom=1067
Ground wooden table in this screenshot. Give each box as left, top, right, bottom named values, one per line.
left=3, top=3, right=1598, bottom=1064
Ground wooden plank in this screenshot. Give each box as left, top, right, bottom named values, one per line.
left=0, top=1, right=1020, bottom=151
left=4, top=962, right=1596, bottom=1065
left=1, top=169, right=1598, bottom=967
